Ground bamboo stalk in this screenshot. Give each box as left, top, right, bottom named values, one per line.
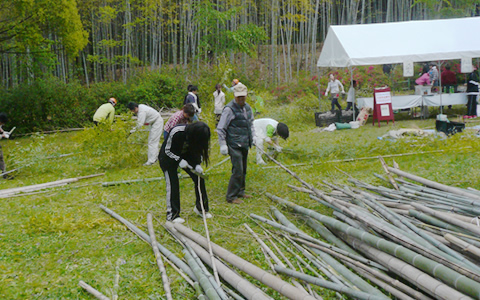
left=267, top=194, right=480, bottom=299
left=183, top=250, right=221, bottom=300
left=378, top=156, right=399, bottom=190
left=172, top=222, right=317, bottom=300
left=195, top=176, right=220, bottom=285
left=99, top=205, right=197, bottom=281
left=274, top=266, right=387, bottom=300
left=102, top=177, right=164, bottom=187
left=244, top=223, right=286, bottom=267
left=411, top=203, right=480, bottom=238
left=262, top=149, right=455, bottom=169
left=444, top=233, right=480, bottom=260
left=79, top=280, right=111, bottom=300
left=146, top=213, right=172, bottom=300
left=388, top=167, right=480, bottom=202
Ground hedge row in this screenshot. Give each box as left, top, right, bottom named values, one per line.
left=0, top=72, right=188, bottom=134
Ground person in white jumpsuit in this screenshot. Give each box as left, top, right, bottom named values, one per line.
left=127, top=102, right=164, bottom=166
left=253, top=118, right=289, bottom=165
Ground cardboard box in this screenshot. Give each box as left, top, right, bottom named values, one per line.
left=356, top=107, right=372, bottom=126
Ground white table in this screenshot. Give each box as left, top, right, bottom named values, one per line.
left=357, top=93, right=470, bottom=109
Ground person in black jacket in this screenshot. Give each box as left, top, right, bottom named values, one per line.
left=466, top=67, right=479, bottom=118
left=159, top=122, right=211, bottom=223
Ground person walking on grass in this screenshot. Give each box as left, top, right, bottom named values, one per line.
left=93, top=97, right=117, bottom=125
left=163, top=104, right=196, bottom=139
left=324, top=74, right=345, bottom=112
left=127, top=102, right=164, bottom=166
left=217, top=82, right=255, bottom=204
left=253, top=118, right=289, bottom=165
left=0, top=113, right=10, bottom=177
left=466, top=66, right=479, bottom=119
left=159, top=122, right=211, bottom=223
left=213, top=83, right=225, bottom=126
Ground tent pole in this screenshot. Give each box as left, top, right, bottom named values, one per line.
left=439, top=60, right=443, bottom=115
left=349, top=66, right=355, bottom=121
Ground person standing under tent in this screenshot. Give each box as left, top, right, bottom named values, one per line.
left=429, top=64, right=439, bottom=91
left=213, top=83, right=226, bottom=126
left=345, top=80, right=358, bottom=112
left=466, top=67, right=479, bottom=119
left=127, top=102, right=164, bottom=166
left=253, top=118, right=289, bottom=165
left=163, top=104, right=196, bottom=139
left=159, top=122, right=211, bottom=223
left=184, top=85, right=201, bottom=121
left=324, top=74, right=345, bottom=112
left=217, top=82, right=255, bottom=204
left=93, top=97, right=117, bottom=125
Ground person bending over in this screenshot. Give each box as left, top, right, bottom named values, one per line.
left=159, top=122, right=211, bottom=223
left=253, top=118, right=289, bottom=165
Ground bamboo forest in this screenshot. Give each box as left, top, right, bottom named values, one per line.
left=1, top=0, right=479, bottom=87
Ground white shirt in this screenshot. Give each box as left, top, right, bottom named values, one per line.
left=254, top=118, right=278, bottom=142
left=325, top=79, right=345, bottom=95
left=213, top=90, right=226, bottom=114
left=134, top=104, right=160, bottom=131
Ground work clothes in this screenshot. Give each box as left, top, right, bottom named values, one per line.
left=214, top=90, right=226, bottom=114
left=159, top=125, right=208, bottom=221
left=254, top=118, right=279, bottom=164
left=467, top=72, right=479, bottom=117
left=164, top=110, right=190, bottom=138
left=93, top=103, right=115, bottom=125
left=0, top=145, right=4, bottom=173
left=217, top=100, right=254, bottom=202
left=132, top=104, right=163, bottom=164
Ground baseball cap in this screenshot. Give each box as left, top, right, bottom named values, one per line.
left=233, top=83, right=247, bottom=97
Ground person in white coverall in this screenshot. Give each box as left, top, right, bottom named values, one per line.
left=253, top=118, right=289, bottom=165
left=127, top=102, right=164, bottom=166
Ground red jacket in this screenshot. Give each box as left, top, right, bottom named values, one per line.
left=441, top=70, right=457, bottom=85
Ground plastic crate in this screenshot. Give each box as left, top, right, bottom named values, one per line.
left=435, top=120, right=465, bottom=136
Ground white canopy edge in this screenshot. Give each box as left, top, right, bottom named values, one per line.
left=317, top=17, right=480, bottom=68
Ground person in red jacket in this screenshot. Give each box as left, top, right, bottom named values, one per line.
left=441, top=65, right=457, bottom=92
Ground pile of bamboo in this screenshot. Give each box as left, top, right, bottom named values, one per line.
left=94, top=157, right=480, bottom=299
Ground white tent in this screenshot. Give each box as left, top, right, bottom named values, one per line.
left=317, top=17, right=480, bottom=67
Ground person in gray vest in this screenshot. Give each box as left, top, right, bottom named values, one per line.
left=216, top=82, right=255, bottom=204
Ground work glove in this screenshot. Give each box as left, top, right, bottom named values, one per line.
left=197, top=108, right=202, bottom=114
left=274, top=145, right=282, bottom=152
left=129, top=129, right=136, bottom=134
left=179, top=159, right=189, bottom=169
left=195, top=165, right=203, bottom=174
left=2, top=132, right=9, bottom=139
left=324, top=92, right=328, bottom=96
left=220, top=145, right=228, bottom=156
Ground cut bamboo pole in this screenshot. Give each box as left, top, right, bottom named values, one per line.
left=341, top=235, right=473, bottom=300
left=99, top=205, right=197, bottom=281
left=79, top=280, right=111, bottom=300
left=102, top=177, right=164, bottom=187
left=261, top=149, right=453, bottom=169
left=344, top=262, right=416, bottom=300
left=250, top=213, right=385, bottom=271
left=146, top=213, right=172, bottom=300
left=444, top=233, right=480, bottom=260
left=172, top=222, right=317, bottom=300
left=267, top=194, right=480, bottom=299
left=0, top=173, right=104, bottom=198
left=387, top=167, right=480, bottom=202
left=183, top=250, right=221, bottom=300
left=244, top=223, right=285, bottom=266
left=411, top=203, right=480, bottom=238
left=341, top=257, right=434, bottom=300
left=274, top=266, right=387, bottom=300
left=378, top=156, right=399, bottom=190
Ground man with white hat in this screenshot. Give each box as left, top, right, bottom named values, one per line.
left=93, top=97, right=117, bottom=125
left=217, top=82, right=255, bottom=204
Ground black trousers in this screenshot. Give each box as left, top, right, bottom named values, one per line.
left=467, top=95, right=477, bottom=116
left=226, top=146, right=248, bottom=201
left=160, top=162, right=209, bottom=221
left=331, top=98, right=342, bottom=111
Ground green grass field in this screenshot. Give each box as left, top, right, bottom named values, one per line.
left=1, top=100, right=480, bottom=299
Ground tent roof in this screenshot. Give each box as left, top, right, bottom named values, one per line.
left=317, top=17, right=480, bottom=67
